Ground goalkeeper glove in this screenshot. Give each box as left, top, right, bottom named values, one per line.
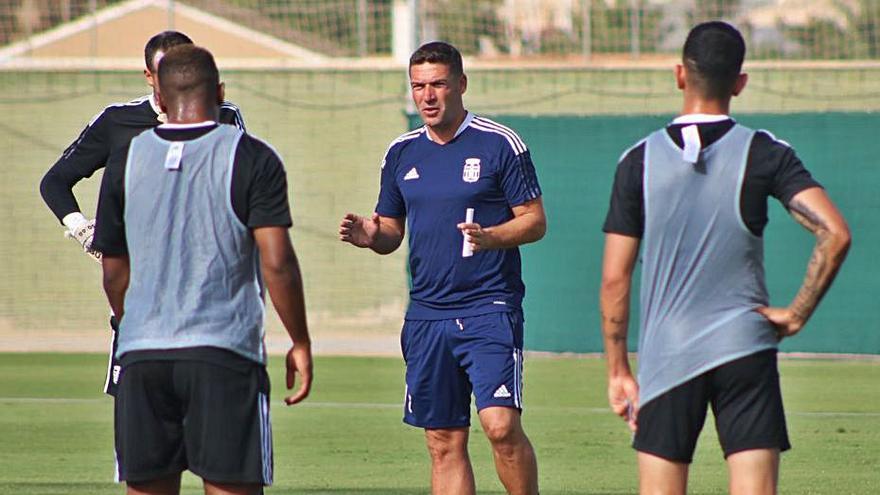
left=64, top=214, right=102, bottom=263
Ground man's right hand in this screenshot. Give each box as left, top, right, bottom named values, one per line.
left=339, top=212, right=380, bottom=248
left=65, top=217, right=102, bottom=263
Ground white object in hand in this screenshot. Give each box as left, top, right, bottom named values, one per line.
left=462, top=208, right=475, bottom=258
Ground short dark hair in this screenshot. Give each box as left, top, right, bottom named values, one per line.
left=157, top=45, right=219, bottom=106
left=144, top=31, right=193, bottom=71
left=682, top=22, right=745, bottom=99
left=409, top=41, right=463, bottom=77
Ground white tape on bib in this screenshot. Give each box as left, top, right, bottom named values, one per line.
left=682, top=124, right=701, bottom=163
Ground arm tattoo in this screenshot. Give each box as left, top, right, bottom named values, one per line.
left=789, top=198, right=828, bottom=233
left=787, top=198, right=848, bottom=322
left=601, top=310, right=628, bottom=342
left=790, top=241, right=827, bottom=320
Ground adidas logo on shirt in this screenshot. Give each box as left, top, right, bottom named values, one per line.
left=493, top=384, right=512, bottom=398
left=404, top=167, right=420, bottom=181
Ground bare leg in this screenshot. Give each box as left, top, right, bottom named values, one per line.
left=638, top=452, right=688, bottom=495
left=127, top=473, right=182, bottom=495
left=727, top=448, right=779, bottom=495
left=203, top=480, right=262, bottom=495
left=478, top=407, right=539, bottom=495
left=424, top=427, right=476, bottom=495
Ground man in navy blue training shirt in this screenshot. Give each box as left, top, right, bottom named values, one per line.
left=339, top=41, right=545, bottom=495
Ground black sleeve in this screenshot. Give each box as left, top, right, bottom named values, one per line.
left=39, top=111, right=113, bottom=222
left=767, top=141, right=822, bottom=206
left=231, top=135, right=292, bottom=228
left=741, top=131, right=823, bottom=236
left=92, top=146, right=128, bottom=256
left=602, top=142, right=645, bottom=238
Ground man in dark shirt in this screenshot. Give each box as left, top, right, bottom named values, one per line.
left=599, top=22, right=851, bottom=495
left=39, top=30, right=245, bottom=396
left=93, top=44, right=312, bottom=495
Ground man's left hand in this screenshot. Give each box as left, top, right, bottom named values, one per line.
left=284, top=343, right=313, bottom=405
left=756, top=306, right=805, bottom=340
left=457, top=222, right=496, bottom=252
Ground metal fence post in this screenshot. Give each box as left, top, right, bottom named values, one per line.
left=582, top=0, right=591, bottom=60
left=630, top=0, right=640, bottom=60
left=357, top=0, right=368, bottom=57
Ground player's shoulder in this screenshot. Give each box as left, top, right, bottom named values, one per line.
left=89, top=94, right=152, bottom=124
left=220, top=100, right=242, bottom=112
left=237, top=130, right=283, bottom=164
left=467, top=114, right=528, bottom=156
left=238, top=130, right=277, bottom=154
left=381, top=127, right=426, bottom=167
left=386, top=127, right=425, bottom=150
left=219, top=101, right=246, bottom=130
left=219, top=100, right=244, bottom=118
left=746, top=128, right=803, bottom=176
left=618, top=137, right=648, bottom=165
left=751, top=128, right=793, bottom=151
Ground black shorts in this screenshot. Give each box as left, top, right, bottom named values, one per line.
left=103, top=315, right=121, bottom=397
left=115, top=358, right=273, bottom=485
left=633, top=349, right=791, bottom=463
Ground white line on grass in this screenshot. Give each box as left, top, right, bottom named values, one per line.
left=2, top=398, right=879, bottom=417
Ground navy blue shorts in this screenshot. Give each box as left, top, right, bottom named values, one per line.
left=401, top=311, right=524, bottom=429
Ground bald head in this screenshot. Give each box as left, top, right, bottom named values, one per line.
left=156, top=45, right=221, bottom=121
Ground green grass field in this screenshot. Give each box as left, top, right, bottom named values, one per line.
left=0, top=353, right=877, bottom=494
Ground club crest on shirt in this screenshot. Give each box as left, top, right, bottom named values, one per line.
left=463, top=158, right=481, bottom=183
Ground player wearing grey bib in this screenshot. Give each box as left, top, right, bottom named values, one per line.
left=93, top=45, right=312, bottom=495
left=599, top=22, right=850, bottom=494
left=39, top=30, right=246, bottom=397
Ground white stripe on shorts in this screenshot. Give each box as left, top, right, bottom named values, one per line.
left=513, top=349, right=522, bottom=408
left=257, top=392, right=273, bottom=485
left=103, top=318, right=117, bottom=394
left=519, top=348, right=525, bottom=408
left=114, top=449, right=120, bottom=483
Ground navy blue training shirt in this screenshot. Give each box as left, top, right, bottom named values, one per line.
left=376, top=112, right=542, bottom=320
